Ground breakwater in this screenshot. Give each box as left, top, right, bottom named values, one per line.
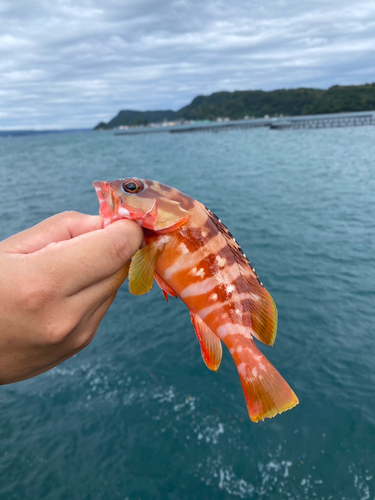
left=114, top=111, right=374, bottom=136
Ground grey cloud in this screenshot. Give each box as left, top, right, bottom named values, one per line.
left=0, top=0, right=374, bottom=128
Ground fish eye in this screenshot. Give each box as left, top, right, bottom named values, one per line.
left=122, top=179, right=144, bottom=194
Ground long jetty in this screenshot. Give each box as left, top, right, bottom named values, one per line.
left=270, top=113, right=373, bottom=130
left=115, top=111, right=374, bottom=136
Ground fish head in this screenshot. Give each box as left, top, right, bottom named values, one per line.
left=93, top=177, right=191, bottom=233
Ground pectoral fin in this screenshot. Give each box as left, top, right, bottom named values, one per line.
left=190, top=313, right=222, bottom=372
left=123, top=260, right=131, bottom=280
left=129, top=242, right=164, bottom=295
left=154, top=272, right=178, bottom=301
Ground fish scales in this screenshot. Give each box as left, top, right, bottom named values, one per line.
left=93, top=177, right=298, bottom=422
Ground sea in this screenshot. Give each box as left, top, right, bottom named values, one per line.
left=0, top=124, right=374, bottom=500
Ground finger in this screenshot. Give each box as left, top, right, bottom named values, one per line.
left=64, top=295, right=118, bottom=353
left=68, top=264, right=129, bottom=317
left=0, top=212, right=103, bottom=254
left=30, top=218, right=143, bottom=295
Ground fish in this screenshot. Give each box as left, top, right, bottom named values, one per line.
left=93, top=177, right=299, bottom=422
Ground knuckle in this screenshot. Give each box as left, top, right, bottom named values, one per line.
left=57, top=210, right=81, bottom=221
left=45, top=210, right=80, bottom=229
left=41, top=320, right=69, bottom=345
left=16, top=278, right=76, bottom=345
left=41, top=313, right=80, bottom=345
left=71, top=330, right=96, bottom=351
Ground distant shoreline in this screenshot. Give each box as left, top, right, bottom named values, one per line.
left=95, top=82, right=375, bottom=131
left=0, top=129, right=91, bottom=138
left=113, top=111, right=374, bottom=136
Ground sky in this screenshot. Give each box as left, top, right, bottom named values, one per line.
left=1, top=0, right=375, bottom=129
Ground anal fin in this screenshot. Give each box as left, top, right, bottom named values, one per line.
left=190, top=313, right=222, bottom=372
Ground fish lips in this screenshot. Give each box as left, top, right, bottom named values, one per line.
left=93, top=180, right=120, bottom=226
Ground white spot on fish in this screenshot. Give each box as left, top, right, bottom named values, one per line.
left=226, top=284, right=235, bottom=294
left=118, top=207, right=131, bottom=218
left=157, top=235, right=171, bottom=247
left=216, top=255, right=226, bottom=268
left=259, top=362, right=266, bottom=371
left=252, top=367, right=258, bottom=377
left=237, top=346, right=243, bottom=353
left=216, top=324, right=230, bottom=339
left=237, top=362, right=247, bottom=377
left=210, top=293, right=218, bottom=301
left=196, top=268, right=205, bottom=278
left=178, top=242, right=189, bottom=254
left=216, top=324, right=252, bottom=340
left=190, top=267, right=205, bottom=278
left=230, top=348, right=235, bottom=354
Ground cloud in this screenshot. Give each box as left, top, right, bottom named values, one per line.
left=0, top=0, right=374, bottom=129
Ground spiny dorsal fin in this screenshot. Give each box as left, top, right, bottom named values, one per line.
left=205, top=207, right=278, bottom=346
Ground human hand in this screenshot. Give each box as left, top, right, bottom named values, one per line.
left=0, top=211, right=143, bottom=384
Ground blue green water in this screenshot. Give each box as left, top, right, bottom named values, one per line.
left=0, top=126, right=374, bottom=499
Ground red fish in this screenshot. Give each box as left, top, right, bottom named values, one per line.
left=93, top=177, right=298, bottom=422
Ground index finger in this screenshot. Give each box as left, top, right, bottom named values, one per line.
left=0, top=212, right=104, bottom=254
left=30, top=218, right=143, bottom=295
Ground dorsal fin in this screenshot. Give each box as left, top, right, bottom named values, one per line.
left=205, top=207, right=278, bottom=346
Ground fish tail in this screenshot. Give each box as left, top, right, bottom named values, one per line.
left=224, top=334, right=298, bottom=422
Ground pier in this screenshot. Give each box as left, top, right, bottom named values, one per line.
left=169, top=120, right=267, bottom=134
left=115, top=111, right=374, bottom=136
left=270, top=113, right=374, bottom=130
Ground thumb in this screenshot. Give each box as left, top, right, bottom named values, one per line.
left=102, top=218, right=144, bottom=265
left=24, top=219, right=144, bottom=296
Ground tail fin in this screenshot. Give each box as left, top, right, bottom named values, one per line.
left=224, top=334, right=298, bottom=422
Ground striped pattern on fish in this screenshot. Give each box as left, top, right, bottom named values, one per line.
left=93, top=177, right=298, bottom=422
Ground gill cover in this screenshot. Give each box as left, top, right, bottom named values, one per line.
left=149, top=197, right=190, bottom=233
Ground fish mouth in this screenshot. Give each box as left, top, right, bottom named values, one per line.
left=93, top=180, right=120, bottom=226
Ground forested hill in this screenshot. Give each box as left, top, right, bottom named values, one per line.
left=177, top=84, right=375, bottom=120
left=95, top=109, right=176, bottom=129
left=94, top=83, right=375, bottom=129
